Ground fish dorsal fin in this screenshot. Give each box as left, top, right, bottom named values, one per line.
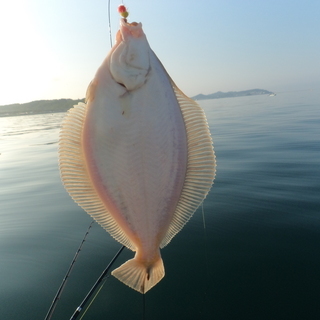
left=160, top=83, right=216, bottom=248
left=58, top=103, right=135, bottom=251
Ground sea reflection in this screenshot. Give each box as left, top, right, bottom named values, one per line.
left=1, top=91, right=320, bottom=319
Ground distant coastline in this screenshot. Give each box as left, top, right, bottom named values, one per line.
left=191, top=88, right=274, bottom=100
left=0, top=99, right=85, bottom=117
left=0, top=89, right=274, bottom=117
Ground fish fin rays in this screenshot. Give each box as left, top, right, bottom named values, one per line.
left=160, top=83, right=216, bottom=248
left=112, top=257, right=165, bottom=294
left=58, top=102, right=135, bottom=251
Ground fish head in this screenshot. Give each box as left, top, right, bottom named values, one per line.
left=110, top=19, right=150, bottom=91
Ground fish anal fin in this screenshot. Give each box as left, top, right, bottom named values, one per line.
left=148, top=50, right=216, bottom=249
left=58, top=102, right=136, bottom=251
left=111, top=256, right=164, bottom=294
left=160, top=81, right=216, bottom=248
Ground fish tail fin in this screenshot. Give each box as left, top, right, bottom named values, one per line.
left=111, top=256, right=164, bottom=294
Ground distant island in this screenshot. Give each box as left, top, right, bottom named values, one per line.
left=0, top=88, right=274, bottom=117
left=192, top=88, right=274, bottom=100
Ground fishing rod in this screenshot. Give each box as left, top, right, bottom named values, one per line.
left=44, top=220, right=95, bottom=320
left=69, top=245, right=125, bottom=320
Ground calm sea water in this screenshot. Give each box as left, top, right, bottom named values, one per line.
left=0, top=91, right=319, bottom=319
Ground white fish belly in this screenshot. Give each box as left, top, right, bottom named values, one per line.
left=83, top=68, right=188, bottom=252
left=59, top=18, right=215, bottom=294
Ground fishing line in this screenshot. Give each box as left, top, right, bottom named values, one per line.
left=201, top=202, right=207, bottom=230
left=142, top=293, right=146, bottom=320
left=201, top=201, right=209, bottom=267
left=79, top=278, right=107, bottom=320
left=201, top=202, right=209, bottom=273
left=201, top=201, right=209, bottom=311
left=44, top=220, right=95, bottom=320
left=108, top=0, right=113, bottom=47
left=69, top=245, right=125, bottom=320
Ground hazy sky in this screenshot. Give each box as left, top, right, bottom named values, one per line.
left=1, top=0, right=319, bottom=105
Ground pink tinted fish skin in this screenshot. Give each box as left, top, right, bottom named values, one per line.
left=82, top=19, right=187, bottom=292
left=59, top=17, right=215, bottom=294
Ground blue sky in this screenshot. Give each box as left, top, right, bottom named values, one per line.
left=1, top=0, right=319, bottom=105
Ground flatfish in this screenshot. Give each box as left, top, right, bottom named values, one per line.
left=58, top=17, right=216, bottom=293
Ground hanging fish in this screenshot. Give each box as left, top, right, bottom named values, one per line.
left=58, top=8, right=216, bottom=294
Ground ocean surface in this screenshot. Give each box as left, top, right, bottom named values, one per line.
left=0, top=91, right=319, bottom=320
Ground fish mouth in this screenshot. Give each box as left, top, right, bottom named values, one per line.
left=120, top=18, right=144, bottom=39
left=110, top=18, right=149, bottom=91
left=109, top=19, right=150, bottom=91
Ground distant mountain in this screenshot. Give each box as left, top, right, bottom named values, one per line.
left=192, top=89, right=274, bottom=100
left=0, top=98, right=84, bottom=117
